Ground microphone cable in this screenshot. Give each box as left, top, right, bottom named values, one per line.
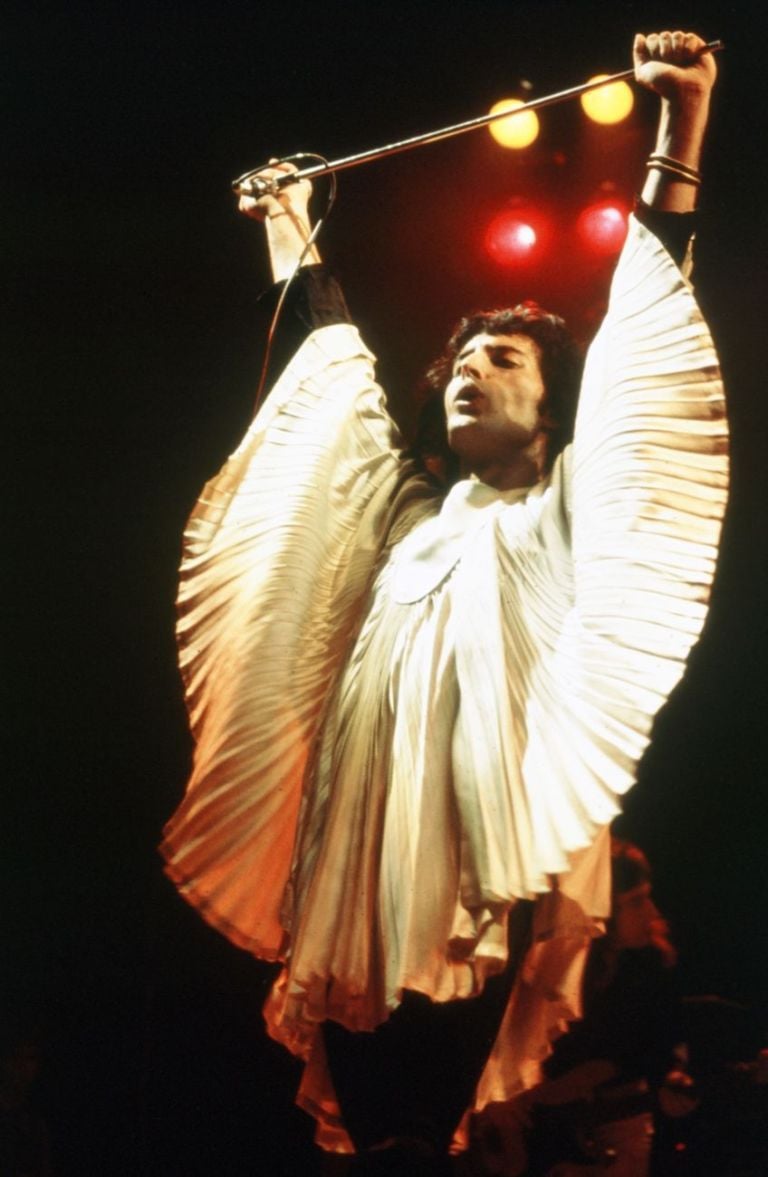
left=241, top=152, right=337, bottom=417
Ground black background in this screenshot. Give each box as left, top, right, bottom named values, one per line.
left=5, top=2, right=768, bottom=1173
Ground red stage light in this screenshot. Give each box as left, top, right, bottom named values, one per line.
left=577, top=200, right=628, bottom=255
left=485, top=211, right=543, bottom=265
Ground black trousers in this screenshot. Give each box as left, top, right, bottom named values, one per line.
left=322, top=901, right=533, bottom=1154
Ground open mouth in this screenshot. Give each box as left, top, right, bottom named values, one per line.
left=452, top=383, right=484, bottom=411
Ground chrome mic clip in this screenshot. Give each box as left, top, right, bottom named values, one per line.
left=232, top=152, right=323, bottom=199
left=232, top=171, right=292, bottom=198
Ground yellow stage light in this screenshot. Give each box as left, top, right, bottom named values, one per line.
left=488, top=99, right=540, bottom=149
left=580, top=76, right=634, bottom=124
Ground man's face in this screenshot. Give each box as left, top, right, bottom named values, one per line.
left=613, top=882, right=663, bottom=950
left=443, top=331, right=547, bottom=472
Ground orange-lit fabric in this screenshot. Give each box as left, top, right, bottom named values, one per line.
left=161, top=219, right=728, bottom=1150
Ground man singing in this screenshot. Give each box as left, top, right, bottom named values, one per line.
left=162, top=31, right=727, bottom=1175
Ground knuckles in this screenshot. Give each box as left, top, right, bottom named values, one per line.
left=638, top=29, right=706, bottom=63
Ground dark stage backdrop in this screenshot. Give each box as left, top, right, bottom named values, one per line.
left=6, top=2, right=767, bottom=1173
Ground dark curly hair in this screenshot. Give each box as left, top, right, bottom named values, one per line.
left=411, top=301, right=583, bottom=483
left=610, top=837, right=652, bottom=897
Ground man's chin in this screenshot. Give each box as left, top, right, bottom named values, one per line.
left=445, top=418, right=480, bottom=452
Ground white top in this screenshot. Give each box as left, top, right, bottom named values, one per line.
left=162, top=218, right=728, bottom=1150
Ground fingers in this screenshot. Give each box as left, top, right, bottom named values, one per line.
left=633, top=29, right=716, bottom=97
left=237, top=160, right=294, bottom=219
left=640, top=29, right=706, bottom=65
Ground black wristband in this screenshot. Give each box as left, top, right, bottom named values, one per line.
left=258, top=264, right=352, bottom=331
left=633, top=198, right=697, bottom=268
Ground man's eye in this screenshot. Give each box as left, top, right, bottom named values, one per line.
left=495, top=357, right=519, bottom=369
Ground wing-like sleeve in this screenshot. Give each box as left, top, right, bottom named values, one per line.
left=521, top=216, right=728, bottom=885
left=458, top=221, right=728, bottom=1124
left=161, top=324, right=423, bottom=959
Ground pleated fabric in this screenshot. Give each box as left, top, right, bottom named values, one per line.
left=161, top=219, right=728, bottom=1151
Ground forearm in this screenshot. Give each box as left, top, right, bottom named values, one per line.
left=640, top=90, right=711, bottom=212
left=238, top=161, right=352, bottom=390
left=264, top=203, right=322, bottom=282
left=633, top=32, right=716, bottom=214
left=238, top=161, right=321, bottom=281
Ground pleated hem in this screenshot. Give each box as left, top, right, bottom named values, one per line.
left=160, top=840, right=287, bottom=962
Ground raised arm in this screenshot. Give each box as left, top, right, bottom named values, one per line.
left=238, top=160, right=321, bottom=281
left=634, top=31, right=717, bottom=213
left=492, top=29, right=727, bottom=921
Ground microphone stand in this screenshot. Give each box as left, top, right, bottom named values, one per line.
left=232, top=40, right=723, bottom=197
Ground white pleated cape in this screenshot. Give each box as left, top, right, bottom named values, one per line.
left=162, top=219, right=728, bottom=1151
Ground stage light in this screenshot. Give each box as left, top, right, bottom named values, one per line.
left=576, top=199, right=628, bottom=255
left=580, top=76, right=634, bottom=124
left=488, top=98, right=540, bottom=148
left=485, top=209, right=544, bottom=265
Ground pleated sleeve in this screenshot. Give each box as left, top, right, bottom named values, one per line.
left=161, top=324, right=426, bottom=959
left=518, top=216, right=728, bottom=887
left=461, top=218, right=728, bottom=1126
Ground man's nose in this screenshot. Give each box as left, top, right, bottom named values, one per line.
left=460, top=352, right=485, bottom=380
